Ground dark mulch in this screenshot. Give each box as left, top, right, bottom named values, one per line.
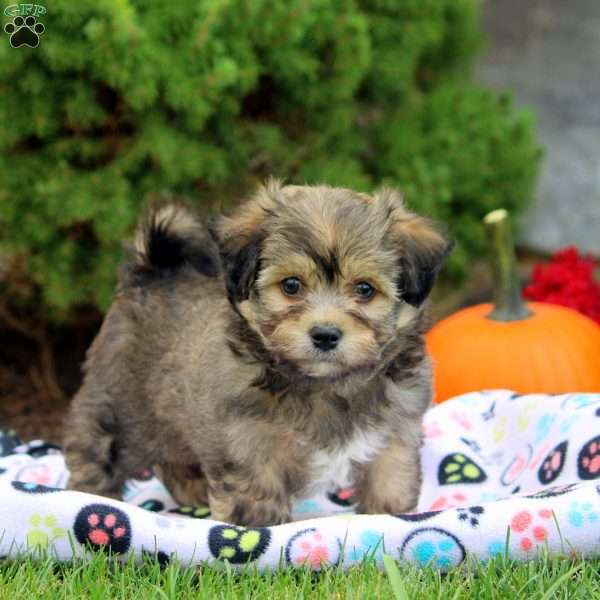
left=0, top=314, right=101, bottom=443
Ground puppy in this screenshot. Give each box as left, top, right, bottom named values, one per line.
left=64, top=181, right=453, bottom=526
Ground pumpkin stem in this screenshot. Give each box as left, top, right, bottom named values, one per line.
left=483, top=209, right=532, bottom=322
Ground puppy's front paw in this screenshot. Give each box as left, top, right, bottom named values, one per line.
left=355, top=440, right=422, bottom=515
left=210, top=495, right=291, bottom=527
left=358, top=496, right=417, bottom=515
left=208, top=487, right=291, bottom=526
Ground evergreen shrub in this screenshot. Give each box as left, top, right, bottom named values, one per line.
left=0, top=0, right=542, bottom=319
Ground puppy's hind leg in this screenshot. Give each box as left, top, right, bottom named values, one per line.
left=63, top=394, right=130, bottom=499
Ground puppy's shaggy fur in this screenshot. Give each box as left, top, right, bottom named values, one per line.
left=64, top=181, right=453, bottom=525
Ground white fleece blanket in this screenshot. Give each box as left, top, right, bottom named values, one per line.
left=0, top=390, right=599, bottom=570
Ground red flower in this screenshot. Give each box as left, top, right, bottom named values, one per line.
left=523, top=247, right=600, bottom=324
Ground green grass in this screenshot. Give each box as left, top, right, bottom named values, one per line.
left=0, top=552, right=598, bottom=599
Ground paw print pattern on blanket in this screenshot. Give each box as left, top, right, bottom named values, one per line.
left=538, top=441, right=568, bottom=485
left=567, top=501, right=598, bottom=528
left=27, top=513, right=66, bottom=548
left=516, top=400, right=539, bottom=432
left=428, top=492, right=468, bottom=511
left=12, top=481, right=61, bottom=494
left=577, top=436, right=600, bottom=480
left=73, top=504, right=131, bottom=554
left=492, top=415, right=508, bottom=443
left=527, top=483, right=578, bottom=499
left=169, top=505, right=211, bottom=518
left=327, top=487, right=357, bottom=507
left=395, top=509, right=442, bottom=522
left=510, top=508, right=553, bottom=552
left=438, top=453, right=486, bottom=485
left=15, top=463, right=65, bottom=488
left=285, top=528, right=340, bottom=569
left=400, top=527, right=465, bottom=569
left=347, top=529, right=385, bottom=562
left=500, top=445, right=533, bottom=487
left=208, top=525, right=271, bottom=564
left=457, top=506, right=484, bottom=527
left=138, top=499, right=165, bottom=512
left=0, top=392, right=600, bottom=572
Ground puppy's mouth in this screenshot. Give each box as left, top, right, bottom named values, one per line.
left=296, top=352, right=378, bottom=380
left=310, top=349, right=341, bottom=363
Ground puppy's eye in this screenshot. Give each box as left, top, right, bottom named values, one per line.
left=281, top=277, right=303, bottom=296
left=355, top=281, right=375, bottom=301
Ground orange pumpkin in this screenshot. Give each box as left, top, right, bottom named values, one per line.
left=427, top=209, right=600, bottom=403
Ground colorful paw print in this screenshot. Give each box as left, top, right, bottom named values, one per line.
left=208, top=525, right=271, bottom=564
left=492, top=416, right=508, bottom=443
left=428, top=492, right=468, bottom=511
left=12, top=481, right=61, bottom=494
left=400, top=527, right=465, bottom=569
left=27, top=513, right=66, bottom=549
left=516, top=401, right=538, bottom=432
left=285, top=528, right=340, bottom=569
left=73, top=504, right=131, bottom=554
left=293, top=499, right=321, bottom=516
left=169, top=505, right=211, bottom=518
left=562, top=394, right=600, bottom=410
left=450, top=412, right=472, bottom=431
left=395, top=509, right=442, bottom=522
left=139, top=499, right=165, bottom=512
left=500, top=445, right=532, bottom=486
left=559, top=415, right=579, bottom=435
left=534, top=414, right=555, bottom=444
left=510, top=508, right=553, bottom=553
left=567, top=501, right=598, bottom=528
left=16, top=463, right=66, bottom=488
left=438, top=453, right=486, bottom=485
left=578, top=436, right=600, bottom=480
left=457, top=506, right=484, bottom=528
left=423, top=420, right=443, bottom=439
left=327, top=487, right=357, bottom=507
left=347, top=529, right=385, bottom=562
left=538, top=441, right=568, bottom=485
left=487, top=539, right=506, bottom=559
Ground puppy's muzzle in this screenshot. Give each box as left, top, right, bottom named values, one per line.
left=310, top=325, right=342, bottom=352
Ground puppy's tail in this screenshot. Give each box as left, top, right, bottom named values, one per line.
left=123, top=204, right=221, bottom=286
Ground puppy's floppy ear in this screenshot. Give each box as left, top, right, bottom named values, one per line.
left=212, top=179, right=283, bottom=303
left=376, top=188, right=454, bottom=307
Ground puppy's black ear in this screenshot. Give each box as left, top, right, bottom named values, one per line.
left=375, top=189, right=454, bottom=307
left=397, top=232, right=454, bottom=307
left=212, top=179, right=283, bottom=304
left=216, top=230, right=263, bottom=304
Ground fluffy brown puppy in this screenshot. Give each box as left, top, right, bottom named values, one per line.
left=64, top=181, right=453, bottom=526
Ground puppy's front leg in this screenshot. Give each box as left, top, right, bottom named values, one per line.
left=356, top=439, right=422, bottom=515
left=206, top=461, right=292, bottom=526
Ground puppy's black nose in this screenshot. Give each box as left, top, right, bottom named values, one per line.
left=310, top=325, right=342, bottom=352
